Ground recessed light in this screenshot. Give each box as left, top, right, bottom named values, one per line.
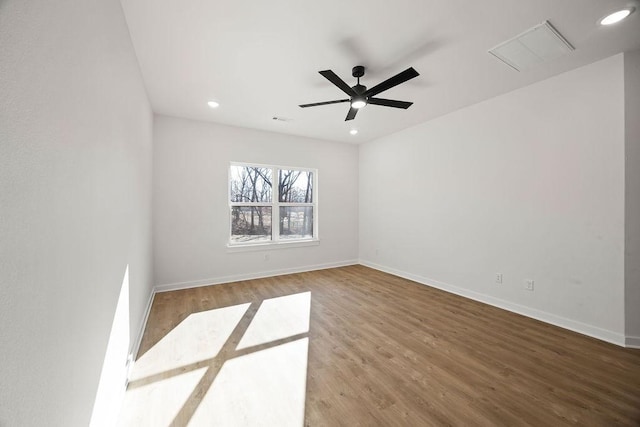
left=350, top=129, right=358, bottom=135
left=207, top=100, right=220, bottom=108
left=600, top=7, right=634, bottom=25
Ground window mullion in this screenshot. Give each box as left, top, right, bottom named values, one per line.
left=272, top=167, right=279, bottom=243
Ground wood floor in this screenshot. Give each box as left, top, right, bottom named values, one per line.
left=121, top=265, right=640, bottom=426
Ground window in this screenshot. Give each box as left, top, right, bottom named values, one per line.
left=229, top=163, right=317, bottom=246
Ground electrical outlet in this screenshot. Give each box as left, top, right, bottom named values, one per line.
left=525, top=279, right=534, bottom=291
left=263, top=253, right=270, bottom=261
left=495, top=273, right=503, bottom=284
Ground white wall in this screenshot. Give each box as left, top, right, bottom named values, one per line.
left=359, top=55, right=626, bottom=344
left=0, top=0, right=153, bottom=425
left=152, top=115, right=358, bottom=289
left=624, top=48, right=640, bottom=346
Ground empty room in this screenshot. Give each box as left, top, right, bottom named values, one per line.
left=2, top=0, right=640, bottom=425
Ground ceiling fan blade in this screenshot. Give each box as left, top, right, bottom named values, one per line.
left=345, top=107, right=358, bottom=121
left=299, top=99, right=350, bottom=108
left=368, top=98, right=413, bottom=109
left=364, top=67, right=419, bottom=97
left=319, top=70, right=357, bottom=96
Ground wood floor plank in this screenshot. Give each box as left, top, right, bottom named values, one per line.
left=122, top=265, right=640, bottom=426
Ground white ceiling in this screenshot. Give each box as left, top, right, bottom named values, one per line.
left=120, top=0, right=640, bottom=143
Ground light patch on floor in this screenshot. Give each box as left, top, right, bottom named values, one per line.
left=237, top=292, right=311, bottom=349
left=118, top=367, right=208, bottom=426
left=118, top=293, right=311, bottom=426
left=189, top=338, right=309, bottom=426
left=131, top=303, right=250, bottom=380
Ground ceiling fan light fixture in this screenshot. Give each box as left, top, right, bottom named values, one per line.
left=600, top=7, right=634, bottom=25
left=351, top=97, right=367, bottom=109
left=350, top=129, right=358, bottom=135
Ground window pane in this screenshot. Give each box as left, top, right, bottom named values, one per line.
left=231, top=207, right=272, bottom=242
left=278, top=170, right=313, bottom=203
left=279, top=207, right=313, bottom=239
left=230, top=166, right=272, bottom=203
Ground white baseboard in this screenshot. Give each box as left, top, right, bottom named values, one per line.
left=154, top=259, right=359, bottom=293
left=130, top=287, right=156, bottom=361
left=359, top=259, right=628, bottom=348
left=625, top=336, right=640, bottom=349
left=136, top=260, right=635, bottom=350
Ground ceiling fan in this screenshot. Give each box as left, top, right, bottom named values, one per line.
left=299, top=65, right=419, bottom=121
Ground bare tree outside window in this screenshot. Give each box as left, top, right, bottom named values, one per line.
left=230, top=166, right=272, bottom=242
left=279, top=170, right=313, bottom=239
left=229, top=164, right=315, bottom=244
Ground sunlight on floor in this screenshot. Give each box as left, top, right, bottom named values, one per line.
left=118, top=303, right=250, bottom=426
left=119, top=367, right=209, bottom=425
left=131, top=303, right=250, bottom=380
left=237, top=291, right=311, bottom=350
left=190, top=338, right=309, bottom=426
left=118, top=292, right=311, bottom=426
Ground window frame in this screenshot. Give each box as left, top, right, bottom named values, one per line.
left=227, top=161, right=319, bottom=249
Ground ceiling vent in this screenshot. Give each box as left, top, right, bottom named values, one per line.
left=488, top=21, right=574, bottom=72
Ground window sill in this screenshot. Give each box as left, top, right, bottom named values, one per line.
left=226, top=239, right=320, bottom=253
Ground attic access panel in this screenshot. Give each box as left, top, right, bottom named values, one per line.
left=488, top=21, right=574, bottom=71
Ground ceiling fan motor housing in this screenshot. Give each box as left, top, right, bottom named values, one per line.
left=352, top=66, right=367, bottom=96
left=352, top=65, right=365, bottom=78
left=352, top=84, right=367, bottom=95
